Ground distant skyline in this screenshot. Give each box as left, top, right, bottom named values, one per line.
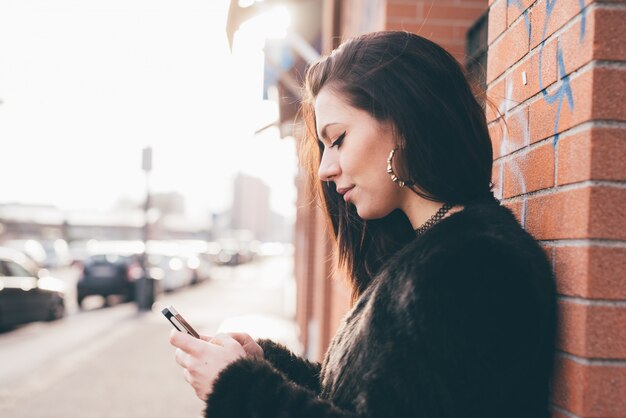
left=0, top=0, right=297, bottom=219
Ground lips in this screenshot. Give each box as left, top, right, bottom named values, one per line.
left=336, top=186, right=355, bottom=201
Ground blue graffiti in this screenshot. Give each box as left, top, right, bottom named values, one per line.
left=579, top=0, right=587, bottom=40
left=508, top=0, right=587, bottom=146
left=507, top=0, right=532, bottom=39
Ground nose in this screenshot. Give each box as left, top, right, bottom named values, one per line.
left=318, top=149, right=341, bottom=182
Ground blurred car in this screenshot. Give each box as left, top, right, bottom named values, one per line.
left=148, top=253, right=195, bottom=292
left=171, top=240, right=213, bottom=284
left=216, top=239, right=255, bottom=266
left=40, top=239, right=73, bottom=268
left=0, top=247, right=66, bottom=328
left=76, top=253, right=142, bottom=308
left=188, top=253, right=212, bottom=284
left=2, top=239, right=48, bottom=267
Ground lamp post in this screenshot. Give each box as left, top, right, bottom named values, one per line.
left=136, top=146, right=155, bottom=311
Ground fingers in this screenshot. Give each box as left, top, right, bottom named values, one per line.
left=209, top=333, right=243, bottom=350
left=191, top=331, right=253, bottom=347
left=169, top=329, right=204, bottom=355
left=170, top=331, right=246, bottom=402
left=228, top=332, right=254, bottom=345
left=175, top=348, right=191, bottom=369
left=170, top=329, right=249, bottom=359
left=228, top=332, right=264, bottom=359
left=183, top=367, right=193, bottom=384
left=182, top=363, right=208, bottom=401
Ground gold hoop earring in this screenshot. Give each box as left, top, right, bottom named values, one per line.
left=387, top=148, right=406, bottom=188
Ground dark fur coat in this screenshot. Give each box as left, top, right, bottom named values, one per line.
left=204, top=199, right=557, bottom=418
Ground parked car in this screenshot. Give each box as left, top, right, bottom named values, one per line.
left=40, top=239, right=73, bottom=268
left=171, top=240, right=213, bottom=284
left=76, top=253, right=142, bottom=308
left=188, top=253, right=212, bottom=284
left=148, top=253, right=195, bottom=293
left=216, top=239, right=255, bottom=266
left=0, top=247, right=65, bottom=328
left=2, top=239, right=47, bottom=267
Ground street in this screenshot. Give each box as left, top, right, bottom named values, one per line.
left=0, top=255, right=299, bottom=418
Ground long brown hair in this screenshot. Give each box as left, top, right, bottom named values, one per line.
left=301, top=31, right=493, bottom=301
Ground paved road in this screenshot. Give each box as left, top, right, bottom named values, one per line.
left=0, top=255, right=299, bottom=418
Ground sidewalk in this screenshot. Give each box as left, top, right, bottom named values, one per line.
left=0, top=256, right=299, bottom=418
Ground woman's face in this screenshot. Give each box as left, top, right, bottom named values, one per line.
left=315, top=87, right=404, bottom=220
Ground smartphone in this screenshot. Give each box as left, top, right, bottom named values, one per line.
left=161, top=305, right=200, bottom=338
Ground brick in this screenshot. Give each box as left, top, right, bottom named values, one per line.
left=557, top=129, right=593, bottom=186
left=487, top=16, right=530, bottom=83
left=424, top=3, right=486, bottom=23
left=555, top=246, right=626, bottom=300
left=486, top=77, right=506, bottom=122
left=558, top=127, right=626, bottom=185
left=525, top=187, right=590, bottom=240
left=559, top=10, right=593, bottom=78
left=386, top=1, right=420, bottom=21
left=457, top=22, right=482, bottom=40
left=502, top=199, right=524, bottom=223
left=530, top=0, right=585, bottom=50
left=589, top=128, right=626, bottom=182
left=488, top=0, right=507, bottom=45
left=492, top=160, right=504, bottom=198
left=553, top=355, right=626, bottom=417
left=507, top=35, right=558, bottom=105
left=438, top=42, right=466, bottom=61
left=503, top=141, right=555, bottom=198
left=588, top=186, right=626, bottom=240
left=388, top=21, right=456, bottom=42
left=527, top=186, right=626, bottom=240
left=507, top=0, right=534, bottom=27
left=558, top=299, right=626, bottom=358
left=594, top=6, right=626, bottom=62
left=528, top=66, right=593, bottom=143
left=541, top=243, right=555, bottom=268
left=502, top=104, right=530, bottom=154
left=418, top=22, right=458, bottom=41
left=489, top=121, right=505, bottom=158
left=592, top=66, right=626, bottom=122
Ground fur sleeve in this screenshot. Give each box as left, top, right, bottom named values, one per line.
left=256, top=339, right=321, bottom=393
left=204, top=357, right=355, bottom=418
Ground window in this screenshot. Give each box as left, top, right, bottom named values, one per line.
left=4, top=260, right=35, bottom=278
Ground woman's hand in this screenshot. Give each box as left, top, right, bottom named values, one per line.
left=170, top=331, right=246, bottom=400
left=225, top=332, right=264, bottom=360
left=169, top=331, right=264, bottom=400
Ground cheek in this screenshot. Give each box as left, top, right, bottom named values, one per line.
left=354, top=178, right=402, bottom=219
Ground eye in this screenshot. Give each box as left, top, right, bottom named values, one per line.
left=330, top=131, right=346, bottom=148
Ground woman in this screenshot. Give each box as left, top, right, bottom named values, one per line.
left=169, top=31, right=557, bottom=418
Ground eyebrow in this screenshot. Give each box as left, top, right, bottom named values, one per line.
left=318, top=123, right=341, bottom=142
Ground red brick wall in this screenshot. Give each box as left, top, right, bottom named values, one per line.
left=386, top=0, right=488, bottom=61
left=486, top=0, right=626, bottom=416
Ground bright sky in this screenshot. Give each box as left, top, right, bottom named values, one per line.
left=0, top=0, right=297, bottom=219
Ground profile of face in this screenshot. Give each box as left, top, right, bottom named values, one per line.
left=315, top=87, right=404, bottom=220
